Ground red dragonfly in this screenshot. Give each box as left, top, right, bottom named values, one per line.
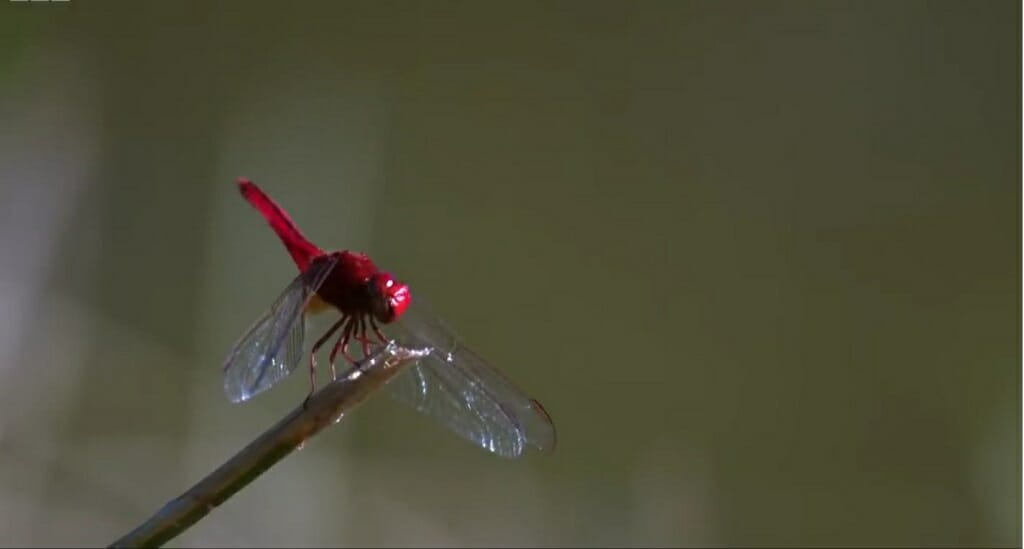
left=221, top=178, right=555, bottom=458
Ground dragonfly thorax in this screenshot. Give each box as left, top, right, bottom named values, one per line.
left=313, top=251, right=410, bottom=323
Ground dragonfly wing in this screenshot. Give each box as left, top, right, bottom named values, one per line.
left=382, top=300, right=556, bottom=458
left=222, top=255, right=338, bottom=403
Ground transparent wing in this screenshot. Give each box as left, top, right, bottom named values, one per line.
left=222, top=255, right=338, bottom=403
left=381, top=300, right=556, bottom=458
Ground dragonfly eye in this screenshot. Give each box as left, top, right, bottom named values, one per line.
left=387, top=280, right=411, bottom=320
left=369, top=272, right=411, bottom=323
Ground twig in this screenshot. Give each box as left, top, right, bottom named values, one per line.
left=108, top=341, right=431, bottom=549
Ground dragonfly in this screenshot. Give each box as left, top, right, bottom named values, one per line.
left=221, top=178, right=556, bottom=459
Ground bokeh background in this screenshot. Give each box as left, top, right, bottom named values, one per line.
left=0, top=1, right=1019, bottom=547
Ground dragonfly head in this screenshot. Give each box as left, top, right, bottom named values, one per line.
left=369, top=272, right=411, bottom=323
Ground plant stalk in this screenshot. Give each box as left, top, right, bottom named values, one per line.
left=108, top=342, right=430, bottom=548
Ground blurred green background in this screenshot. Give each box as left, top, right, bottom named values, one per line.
left=0, top=1, right=1019, bottom=547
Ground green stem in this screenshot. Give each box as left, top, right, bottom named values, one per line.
left=108, top=342, right=430, bottom=549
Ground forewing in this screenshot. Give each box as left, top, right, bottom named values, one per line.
left=222, top=256, right=338, bottom=403
left=382, top=300, right=556, bottom=458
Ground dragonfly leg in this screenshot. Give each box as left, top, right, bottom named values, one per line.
left=357, top=316, right=371, bottom=357
left=312, top=315, right=348, bottom=382
left=351, top=315, right=378, bottom=357
left=369, top=316, right=388, bottom=344
left=329, top=315, right=357, bottom=375
left=353, top=315, right=369, bottom=343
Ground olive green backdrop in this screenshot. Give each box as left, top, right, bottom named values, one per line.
left=0, top=1, right=1018, bottom=547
